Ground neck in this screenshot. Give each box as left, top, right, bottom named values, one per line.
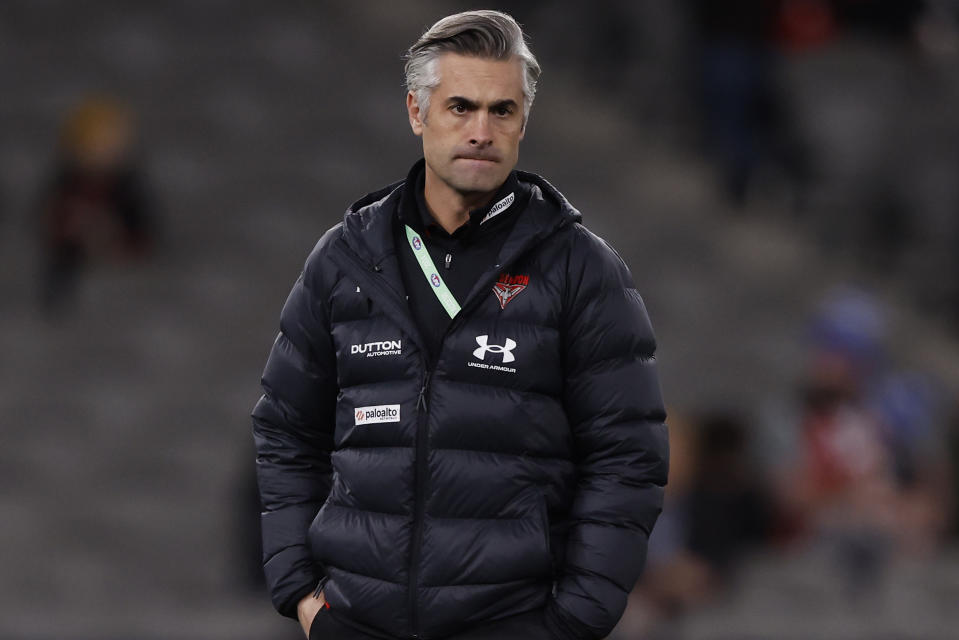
left=423, top=165, right=499, bottom=234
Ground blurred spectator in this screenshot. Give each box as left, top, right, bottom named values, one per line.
left=776, top=0, right=927, bottom=51
left=832, top=0, right=926, bottom=41
left=770, top=288, right=951, bottom=594
left=685, top=414, right=772, bottom=574
left=690, top=0, right=810, bottom=207
left=36, top=96, right=154, bottom=312
left=775, top=0, right=840, bottom=51
left=617, top=412, right=772, bottom=638
left=772, top=0, right=925, bottom=49
left=775, top=350, right=895, bottom=592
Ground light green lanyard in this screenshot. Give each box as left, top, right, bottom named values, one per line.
left=404, top=225, right=461, bottom=318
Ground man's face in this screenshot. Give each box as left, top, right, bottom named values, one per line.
left=407, top=53, right=527, bottom=197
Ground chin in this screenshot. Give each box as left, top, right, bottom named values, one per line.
left=450, top=171, right=505, bottom=195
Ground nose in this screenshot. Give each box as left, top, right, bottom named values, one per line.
left=468, top=112, right=492, bottom=147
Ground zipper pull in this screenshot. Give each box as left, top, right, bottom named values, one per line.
left=417, top=371, right=432, bottom=411
left=313, top=576, right=329, bottom=598
left=445, top=253, right=452, bottom=270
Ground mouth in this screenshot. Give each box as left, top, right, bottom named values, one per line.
left=456, top=156, right=499, bottom=164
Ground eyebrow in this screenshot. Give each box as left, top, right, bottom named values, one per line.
left=447, top=96, right=519, bottom=111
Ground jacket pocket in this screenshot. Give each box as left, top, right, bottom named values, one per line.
left=308, top=606, right=332, bottom=640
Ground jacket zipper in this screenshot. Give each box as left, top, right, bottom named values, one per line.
left=331, top=241, right=434, bottom=639
left=408, top=369, right=432, bottom=638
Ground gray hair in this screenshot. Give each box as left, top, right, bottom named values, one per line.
left=405, top=10, right=541, bottom=124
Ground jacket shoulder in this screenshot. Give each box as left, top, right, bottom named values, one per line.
left=565, top=222, right=635, bottom=288
left=299, top=222, right=345, bottom=301
left=304, top=222, right=344, bottom=266
left=346, top=178, right=404, bottom=215
left=306, top=222, right=345, bottom=263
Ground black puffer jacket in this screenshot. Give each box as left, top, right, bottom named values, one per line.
left=252, top=171, right=668, bottom=640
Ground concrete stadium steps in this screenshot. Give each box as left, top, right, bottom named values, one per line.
left=675, top=550, right=959, bottom=640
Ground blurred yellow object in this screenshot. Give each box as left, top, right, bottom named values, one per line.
left=59, top=96, right=134, bottom=172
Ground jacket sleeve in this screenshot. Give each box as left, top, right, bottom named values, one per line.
left=251, top=238, right=338, bottom=619
left=545, top=227, right=669, bottom=640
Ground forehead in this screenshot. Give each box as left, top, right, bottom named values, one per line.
left=432, top=53, right=525, bottom=100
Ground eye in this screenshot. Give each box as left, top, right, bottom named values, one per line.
left=494, top=105, right=514, bottom=117
left=450, top=103, right=467, bottom=114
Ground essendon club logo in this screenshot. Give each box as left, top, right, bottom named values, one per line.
left=492, top=273, right=528, bottom=309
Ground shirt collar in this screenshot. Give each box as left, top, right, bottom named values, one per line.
left=399, top=159, right=522, bottom=241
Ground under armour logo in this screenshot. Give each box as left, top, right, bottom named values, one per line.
left=473, top=335, right=517, bottom=363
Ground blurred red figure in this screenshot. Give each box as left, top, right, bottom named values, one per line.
left=773, top=290, right=951, bottom=596
left=38, top=96, right=154, bottom=311
left=787, top=354, right=894, bottom=529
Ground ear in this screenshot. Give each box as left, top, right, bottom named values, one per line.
left=407, top=91, right=424, bottom=136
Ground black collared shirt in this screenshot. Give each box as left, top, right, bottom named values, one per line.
left=394, top=159, right=530, bottom=361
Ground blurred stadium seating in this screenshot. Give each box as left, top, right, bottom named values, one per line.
left=0, top=1, right=957, bottom=638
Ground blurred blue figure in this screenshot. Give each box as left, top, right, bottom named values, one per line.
left=692, top=0, right=781, bottom=205
left=771, top=286, right=951, bottom=598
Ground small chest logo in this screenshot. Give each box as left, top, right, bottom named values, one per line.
left=430, top=273, right=441, bottom=287
left=354, top=404, right=401, bottom=425
left=480, top=192, right=515, bottom=225
left=469, top=334, right=518, bottom=374
left=472, top=335, right=517, bottom=363
left=351, top=340, right=402, bottom=358
left=492, top=273, right=529, bottom=309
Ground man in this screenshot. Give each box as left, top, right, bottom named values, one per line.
left=253, top=10, right=668, bottom=640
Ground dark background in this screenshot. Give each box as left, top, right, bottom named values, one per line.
left=1, top=1, right=958, bottom=638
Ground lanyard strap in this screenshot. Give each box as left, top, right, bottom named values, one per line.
left=404, top=225, right=461, bottom=319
